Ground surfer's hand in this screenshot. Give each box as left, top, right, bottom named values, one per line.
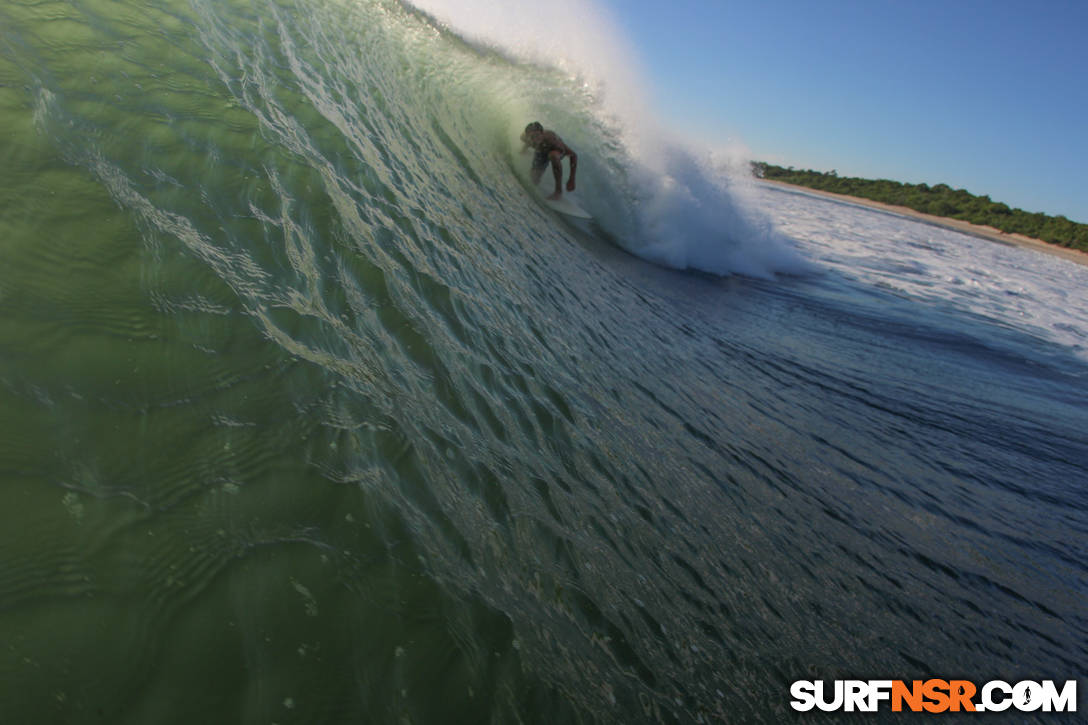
left=566, top=179, right=576, bottom=192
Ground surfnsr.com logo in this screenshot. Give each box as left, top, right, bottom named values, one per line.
left=790, top=679, right=1078, bottom=713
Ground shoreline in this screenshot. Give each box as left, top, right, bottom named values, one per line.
left=758, top=179, right=1088, bottom=268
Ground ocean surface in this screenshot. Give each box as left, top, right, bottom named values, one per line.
left=1, top=1, right=1086, bottom=722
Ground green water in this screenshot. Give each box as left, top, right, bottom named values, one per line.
left=0, top=2, right=734, bottom=720
left=1, top=1, right=504, bottom=720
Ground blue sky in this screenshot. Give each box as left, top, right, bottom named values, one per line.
left=597, top=0, right=1088, bottom=222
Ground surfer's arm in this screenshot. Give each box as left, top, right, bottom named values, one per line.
left=544, top=134, right=578, bottom=190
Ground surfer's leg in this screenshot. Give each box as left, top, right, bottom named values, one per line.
left=530, top=150, right=548, bottom=186
left=547, top=151, right=563, bottom=199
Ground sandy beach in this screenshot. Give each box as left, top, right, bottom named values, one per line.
left=759, top=179, right=1088, bottom=268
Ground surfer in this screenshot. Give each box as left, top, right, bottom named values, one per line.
left=521, top=121, right=577, bottom=200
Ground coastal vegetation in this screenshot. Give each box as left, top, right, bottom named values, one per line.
left=752, top=162, right=1088, bottom=253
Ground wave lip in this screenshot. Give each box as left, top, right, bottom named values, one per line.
left=411, top=0, right=811, bottom=280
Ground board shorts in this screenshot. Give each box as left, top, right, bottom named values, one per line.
left=532, top=148, right=552, bottom=173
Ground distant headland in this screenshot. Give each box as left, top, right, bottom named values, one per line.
left=752, top=162, right=1088, bottom=260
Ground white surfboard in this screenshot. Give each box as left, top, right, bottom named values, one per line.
left=544, top=195, right=592, bottom=219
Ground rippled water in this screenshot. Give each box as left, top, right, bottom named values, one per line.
left=1, top=1, right=1085, bottom=722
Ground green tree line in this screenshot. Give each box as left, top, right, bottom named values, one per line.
left=752, top=162, right=1088, bottom=253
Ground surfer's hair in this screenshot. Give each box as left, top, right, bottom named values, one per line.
left=525, top=121, right=543, bottom=134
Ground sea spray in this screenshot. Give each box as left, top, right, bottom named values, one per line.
left=622, top=140, right=814, bottom=277
left=409, top=0, right=808, bottom=278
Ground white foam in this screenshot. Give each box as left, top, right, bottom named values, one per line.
left=758, top=185, right=1088, bottom=359
left=623, top=141, right=813, bottom=278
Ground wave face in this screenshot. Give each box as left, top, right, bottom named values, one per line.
left=1, top=1, right=1086, bottom=723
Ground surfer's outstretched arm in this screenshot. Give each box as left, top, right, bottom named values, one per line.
left=566, top=150, right=577, bottom=192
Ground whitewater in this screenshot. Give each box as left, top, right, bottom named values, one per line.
left=0, top=0, right=1085, bottom=722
